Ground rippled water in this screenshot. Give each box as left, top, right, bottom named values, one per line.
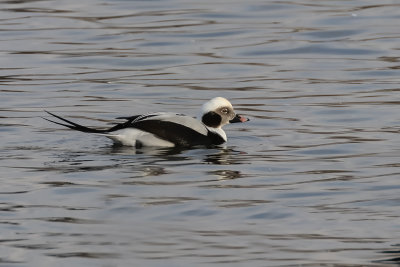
left=1, top=0, right=400, bottom=266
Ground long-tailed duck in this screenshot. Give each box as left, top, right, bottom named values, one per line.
left=44, top=97, right=249, bottom=148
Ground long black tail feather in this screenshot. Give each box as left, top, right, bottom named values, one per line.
left=43, top=111, right=109, bottom=134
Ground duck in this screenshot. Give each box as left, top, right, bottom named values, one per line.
left=44, top=97, right=249, bottom=148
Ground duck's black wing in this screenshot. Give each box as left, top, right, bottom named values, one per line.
left=132, top=120, right=224, bottom=147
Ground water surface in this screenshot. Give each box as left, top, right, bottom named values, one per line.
left=1, top=0, right=400, bottom=266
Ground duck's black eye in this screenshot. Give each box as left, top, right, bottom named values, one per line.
left=221, top=108, right=229, bottom=114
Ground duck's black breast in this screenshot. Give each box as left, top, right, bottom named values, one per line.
left=206, top=130, right=226, bottom=146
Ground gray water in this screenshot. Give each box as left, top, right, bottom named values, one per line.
left=1, top=0, right=399, bottom=266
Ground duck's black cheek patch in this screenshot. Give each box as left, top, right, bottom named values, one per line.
left=202, top=112, right=222, bottom=128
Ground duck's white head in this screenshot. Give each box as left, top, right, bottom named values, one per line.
left=200, top=97, right=249, bottom=129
